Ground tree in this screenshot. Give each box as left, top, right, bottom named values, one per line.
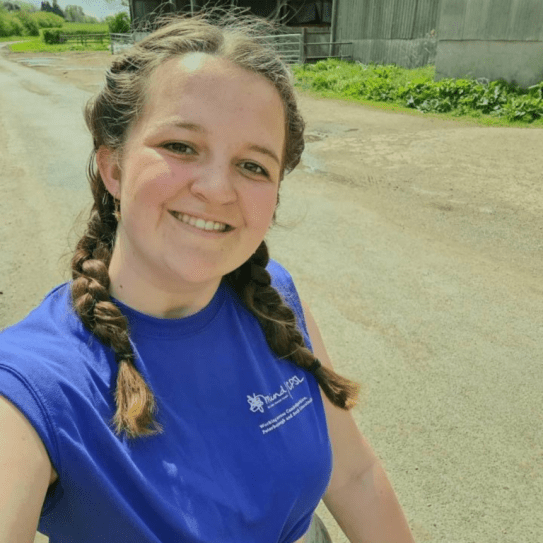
left=107, top=11, right=130, bottom=33
left=2, top=2, right=21, bottom=10
left=64, top=4, right=85, bottom=22
left=105, top=0, right=129, bottom=7
left=3, top=1, right=37, bottom=11
left=40, top=1, right=64, bottom=18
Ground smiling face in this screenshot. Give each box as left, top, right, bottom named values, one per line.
left=98, top=53, right=286, bottom=316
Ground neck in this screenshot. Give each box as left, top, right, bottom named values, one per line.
left=107, top=251, right=222, bottom=320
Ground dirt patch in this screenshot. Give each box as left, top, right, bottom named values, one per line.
left=5, top=50, right=111, bottom=93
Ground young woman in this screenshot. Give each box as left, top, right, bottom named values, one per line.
left=0, top=13, right=415, bottom=543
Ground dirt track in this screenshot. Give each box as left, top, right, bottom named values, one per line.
left=1, top=50, right=542, bottom=543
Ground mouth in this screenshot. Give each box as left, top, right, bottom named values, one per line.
left=168, top=210, right=233, bottom=233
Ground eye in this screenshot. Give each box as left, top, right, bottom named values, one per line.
left=162, top=142, right=196, bottom=155
left=240, top=161, right=269, bottom=178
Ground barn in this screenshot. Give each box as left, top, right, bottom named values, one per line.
left=126, top=1, right=543, bottom=85
left=126, top=1, right=440, bottom=66
left=128, top=1, right=334, bottom=28
left=127, top=1, right=341, bottom=62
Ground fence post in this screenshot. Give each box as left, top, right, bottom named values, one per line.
left=299, top=27, right=307, bottom=64
left=329, top=0, right=339, bottom=57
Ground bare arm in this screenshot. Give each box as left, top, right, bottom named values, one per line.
left=0, top=396, right=55, bottom=543
left=301, top=302, right=415, bottom=543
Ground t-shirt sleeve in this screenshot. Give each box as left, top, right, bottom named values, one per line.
left=267, top=259, right=313, bottom=352
left=0, top=362, right=61, bottom=475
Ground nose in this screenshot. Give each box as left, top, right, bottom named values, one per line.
left=190, top=161, right=237, bottom=205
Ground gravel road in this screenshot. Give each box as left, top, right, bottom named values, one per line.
left=1, top=50, right=542, bottom=543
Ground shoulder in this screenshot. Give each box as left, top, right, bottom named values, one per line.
left=267, top=258, right=298, bottom=298
left=0, top=283, right=91, bottom=376
left=0, top=282, right=112, bottom=394
left=266, top=259, right=312, bottom=350
left=1, top=283, right=79, bottom=341
left=0, top=283, right=110, bottom=477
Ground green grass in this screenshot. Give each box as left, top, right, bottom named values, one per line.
left=8, top=36, right=109, bottom=52
left=62, top=22, right=109, bottom=33
left=4, top=21, right=110, bottom=51
left=293, top=59, right=543, bottom=127
left=0, top=35, right=34, bottom=42
left=7, top=22, right=111, bottom=52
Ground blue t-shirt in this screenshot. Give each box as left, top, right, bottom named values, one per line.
left=0, top=260, right=332, bottom=543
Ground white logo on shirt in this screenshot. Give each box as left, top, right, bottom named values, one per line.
left=246, top=375, right=305, bottom=413
left=247, top=376, right=312, bottom=434
left=247, top=394, right=265, bottom=413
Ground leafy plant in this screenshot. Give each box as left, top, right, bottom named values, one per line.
left=15, top=10, right=39, bottom=35
left=42, top=27, right=62, bottom=43
left=0, top=9, right=23, bottom=36
left=293, top=59, right=543, bottom=124
left=106, top=12, right=130, bottom=34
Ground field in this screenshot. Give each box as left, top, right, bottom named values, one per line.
left=4, top=22, right=110, bottom=52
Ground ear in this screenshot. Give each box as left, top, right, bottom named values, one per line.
left=96, top=146, right=122, bottom=198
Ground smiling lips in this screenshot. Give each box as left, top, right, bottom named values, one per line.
left=168, top=210, right=232, bottom=232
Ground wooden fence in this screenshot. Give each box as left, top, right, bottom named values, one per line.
left=59, top=33, right=110, bottom=45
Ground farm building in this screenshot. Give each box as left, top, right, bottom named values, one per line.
left=127, top=0, right=440, bottom=66
left=127, top=1, right=340, bottom=62
left=436, top=0, right=543, bottom=88
left=126, top=0, right=543, bottom=86
left=128, top=1, right=333, bottom=27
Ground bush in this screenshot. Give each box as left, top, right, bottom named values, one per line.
left=15, top=10, right=39, bottom=35
left=106, top=11, right=130, bottom=34
left=0, top=11, right=24, bottom=36
left=0, top=9, right=63, bottom=37
left=0, top=16, right=8, bottom=37
left=42, top=27, right=63, bottom=44
left=33, top=11, right=64, bottom=28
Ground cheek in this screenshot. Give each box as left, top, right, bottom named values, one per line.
left=243, top=186, right=278, bottom=228
left=125, top=162, right=186, bottom=207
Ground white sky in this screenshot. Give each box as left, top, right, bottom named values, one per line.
left=24, top=1, right=129, bottom=21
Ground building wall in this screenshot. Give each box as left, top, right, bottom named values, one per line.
left=435, top=0, right=543, bottom=87
left=334, top=0, right=441, bottom=67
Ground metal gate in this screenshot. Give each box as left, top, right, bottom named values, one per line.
left=257, top=33, right=302, bottom=64
left=110, top=31, right=352, bottom=64
left=110, top=33, right=136, bottom=55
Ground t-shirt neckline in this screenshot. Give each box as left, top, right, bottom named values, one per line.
left=111, top=281, right=228, bottom=339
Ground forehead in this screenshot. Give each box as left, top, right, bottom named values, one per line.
left=140, top=53, right=285, bottom=130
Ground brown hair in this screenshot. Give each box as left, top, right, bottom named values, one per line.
left=72, top=11, right=359, bottom=438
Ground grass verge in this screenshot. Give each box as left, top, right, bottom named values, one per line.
left=0, top=35, right=34, bottom=42
left=8, top=36, right=109, bottom=52
left=293, top=60, right=543, bottom=128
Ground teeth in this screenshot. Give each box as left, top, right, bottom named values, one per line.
left=170, top=211, right=228, bottom=232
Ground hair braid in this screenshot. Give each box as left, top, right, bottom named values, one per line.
left=71, top=188, right=161, bottom=438
left=226, top=242, right=359, bottom=410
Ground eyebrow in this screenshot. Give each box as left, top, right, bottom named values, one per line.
left=172, top=121, right=206, bottom=133
left=164, top=121, right=281, bottom=165
left=248, top=144, right=281, bottom=166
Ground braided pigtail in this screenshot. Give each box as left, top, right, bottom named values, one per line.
left=226, top=242, right=359, bottom=410
left=71, top=183, right=161, bottom=438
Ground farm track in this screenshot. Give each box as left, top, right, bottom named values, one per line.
left=0, top=50, right=542, bottom=543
